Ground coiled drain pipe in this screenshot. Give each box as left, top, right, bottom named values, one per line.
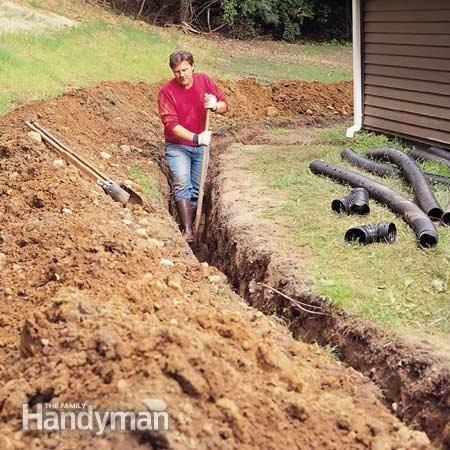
left=366, top=148, right=443, bottom=220
left=428, top=146, right=450, bottom=162
left=309, top=160, right=438, bottom=247
left=341, top=148, right=450, bottom=186
left=410, top=149, right=450, bottom=170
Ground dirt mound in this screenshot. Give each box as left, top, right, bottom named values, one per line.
left=272, top=80, right=352, bottom=116
left=0, top=80, right=432, bottom=449
left=221, top=78, right=352, bottom=121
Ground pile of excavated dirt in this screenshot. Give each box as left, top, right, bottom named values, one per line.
left=0, top=80, right=432, bottom=449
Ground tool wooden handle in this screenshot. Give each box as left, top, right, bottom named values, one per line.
left=205, top=108, right=210, bottom=132
left=26, top=121, right=103, bottom=182
left=193, top=109, right=211, bottom=241
left=31, top=121, right=109, bottom=180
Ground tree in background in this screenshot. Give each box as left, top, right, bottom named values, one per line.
left=221, top=0, right=314, bottom=41
left=106, top=0, right=352, bottom=41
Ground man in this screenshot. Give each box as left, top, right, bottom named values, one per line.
left=158, top=50, right=228, bottom=242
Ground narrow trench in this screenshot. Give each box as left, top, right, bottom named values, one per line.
left=154, top=133, right=449, bottom=448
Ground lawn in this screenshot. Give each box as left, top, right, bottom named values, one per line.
left=249, top=129, right=450, bottom=339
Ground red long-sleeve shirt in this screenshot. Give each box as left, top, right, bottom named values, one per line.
left=158, top=72, right=226, bottom=146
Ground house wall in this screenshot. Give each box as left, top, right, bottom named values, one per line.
left=362, top=0, right=450, bottom=147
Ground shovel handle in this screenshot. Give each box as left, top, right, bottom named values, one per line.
left=26, top=121, right=102, bottom=183
left=193, top=110, right=211, bottom=241
left=30, top=121, right=109, bottom=181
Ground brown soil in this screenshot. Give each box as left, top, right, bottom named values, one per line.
left=0, top=79, right=434, bottom=449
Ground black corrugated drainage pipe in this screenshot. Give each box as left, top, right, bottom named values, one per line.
left=427, top=146, right=450, bottom=162
left=366, top=147, right=443, bottom=220
left=442, top=204, right=450, bottom=227
left=345, top=222, right=397, bottom=245
left=309, top=160, right=438, bottom=247
left=332, top=187, right=370, bottom=215
left=410, top=149, right=450, bottom=170
left=341, top=148, right=450, bottom=186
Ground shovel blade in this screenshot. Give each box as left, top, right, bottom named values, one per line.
left=120, top=184, right=144, bottom=206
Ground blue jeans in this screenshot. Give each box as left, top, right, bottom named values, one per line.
left=166, top=142, right=208, bottom=203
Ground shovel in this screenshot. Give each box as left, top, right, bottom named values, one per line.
left=26, top=121, right=144, bottom=207
left=193, top=109, right=210, bottom=243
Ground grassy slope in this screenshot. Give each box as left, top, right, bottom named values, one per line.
left=0, top=0, right=351, bottom=114
left=250, top=129, right=450, bottom=339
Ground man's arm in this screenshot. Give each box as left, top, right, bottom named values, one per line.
left=169, top=125, right=195, bottom=142
left=172, top=125, right=211, bottom=146
left=213, top=101, right=227, bottom=115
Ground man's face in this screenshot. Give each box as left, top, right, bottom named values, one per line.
left=172, top=60, right=194, bottom=88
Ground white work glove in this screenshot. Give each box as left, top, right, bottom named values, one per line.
left=204, top=93, right=217, bottom=111
left=198, top=130, right=212, bottom=146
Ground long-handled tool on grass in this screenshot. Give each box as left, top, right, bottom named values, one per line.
left=25, top=121, right=144, bottom=207
left=193, top=110, right=210, bottom=242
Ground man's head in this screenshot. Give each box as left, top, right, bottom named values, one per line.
left=169, top=50, right=194, bottom=88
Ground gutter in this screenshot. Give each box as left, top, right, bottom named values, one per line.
left=346, top=0, right=363, bottom=138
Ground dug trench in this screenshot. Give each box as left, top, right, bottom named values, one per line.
left=0, top=78, right=446, bottom=449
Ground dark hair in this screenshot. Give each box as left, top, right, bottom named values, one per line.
left=169, top=50, right=194, bottom=69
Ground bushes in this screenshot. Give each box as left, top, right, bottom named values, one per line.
left=221, top=0, right=314, bottom=41
left=105, top=0, right=352, bottom=41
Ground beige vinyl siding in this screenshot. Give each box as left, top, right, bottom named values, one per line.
left=363, top=0, right=450, bottom=147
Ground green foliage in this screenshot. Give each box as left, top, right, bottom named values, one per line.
left=303, top=0, right=352, bottom=40
left=221, top=0, right=313, bottom=41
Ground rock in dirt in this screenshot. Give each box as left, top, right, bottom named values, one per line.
left=20, top=320, right=43, bottom=357
left=99, top=151, right=111, bottom=160
left=0, top=253, right=6, bottom=271
left=167, top=275, right=182, bottom=291
left=208, top=274, right=223, bottom=284
left=117, top=379, right=128, bottom=391
left=160, top=258, right=174, bottom=267
left=52, top=159, right=65, bottom=167
left=119, top=144, right=131, bottom=155
left=148, top=238, right=164, bottom=248
left=27, top=131, right=42, bottom=143
left=142, top=398, right=167, bottom=411
left=135, top=227, right=148, bottom=238
left=266, top=106, right=279, bottom=117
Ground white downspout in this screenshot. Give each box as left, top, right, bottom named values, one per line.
left=346, top=0, right=363, bottom=138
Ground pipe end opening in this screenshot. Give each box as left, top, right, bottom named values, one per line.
left=428, top=208, right=443, bottom=220
left=344, top=228, right=366, bottom=244
left=332, top=199, right=346, bottom=214
left=441, top=212, right=450, bottom=227
left=419, top=233, right=437, bottom=248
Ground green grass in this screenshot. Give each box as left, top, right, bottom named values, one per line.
left=128, top=164, right=161, bottom=201
left=271, top=128, right=289, bottom=136
left=248, top=130, right=450, bottom=338
left=301, top=41, right=352, bottom=56
left=218, top=54, right=351, bottom=83
left=0, top=19, right=219, bottom=114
